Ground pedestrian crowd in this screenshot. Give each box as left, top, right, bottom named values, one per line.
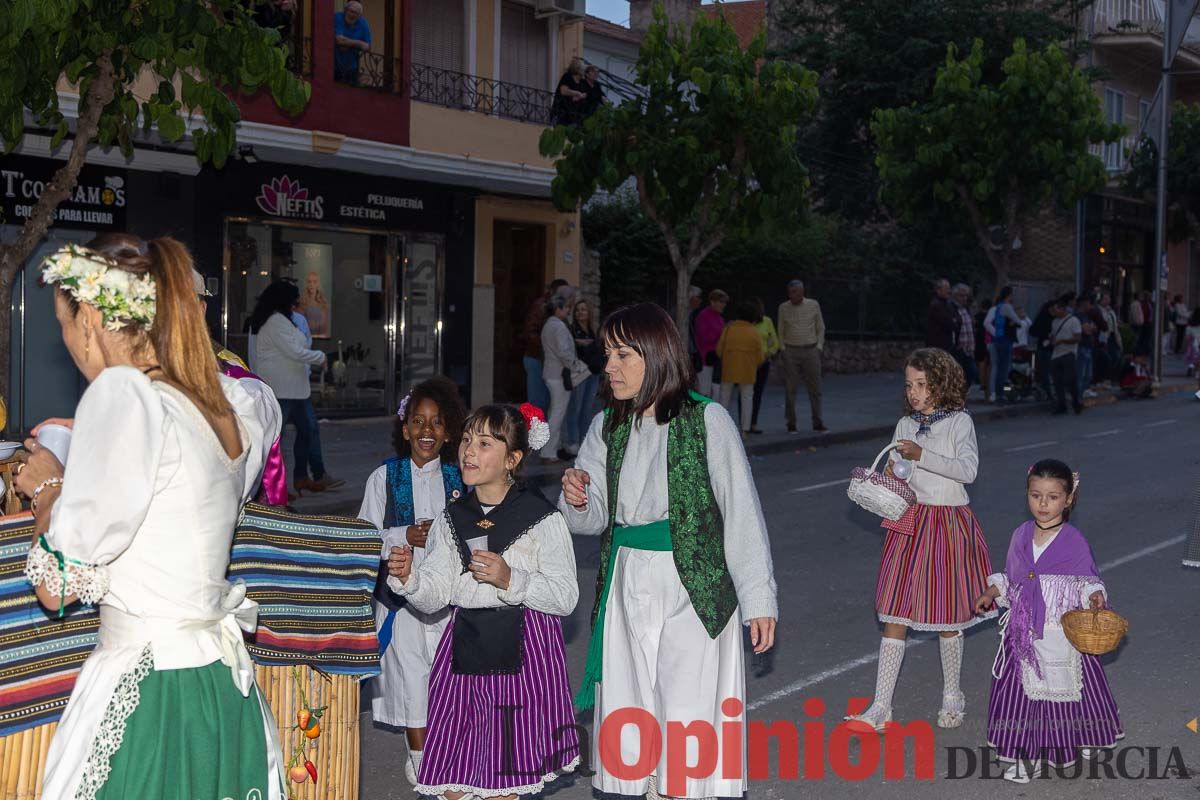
left=925, top=278, right=1181, bottom=414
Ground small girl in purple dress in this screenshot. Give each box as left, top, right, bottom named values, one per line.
left=975, top=459, right=1123, bottom=783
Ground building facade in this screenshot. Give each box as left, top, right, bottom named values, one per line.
left=4, top=0, right=588, bottom=429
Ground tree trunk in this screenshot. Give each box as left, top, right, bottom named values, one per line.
left=674, top=259, right=694, bottom=335
left=0, top=269, right=13, bottom=435
left=0, top=53, right=115, bottom=432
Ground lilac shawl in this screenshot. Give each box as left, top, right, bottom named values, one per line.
left=1004, top=521, right=1099, bottom=670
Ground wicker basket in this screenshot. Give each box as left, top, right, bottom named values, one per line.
left=1061, top=608, right=1129, bottom=655
left=847, top=444, right=917, bottom=521
left=0, top=721, right=56, bottom=800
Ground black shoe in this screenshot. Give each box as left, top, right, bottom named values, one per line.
left=749, top=428, right=764, bottom=435
left=1073, top=405, right=1083, bottom=415
left=787, top=424, right=798, bottom=434
left=813, top=424, right=829, bottom=433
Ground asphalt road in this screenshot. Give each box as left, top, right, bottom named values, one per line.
left=359, top=391, right=1200, bottom=799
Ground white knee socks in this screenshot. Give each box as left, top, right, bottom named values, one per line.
left=847, top=637, right=906, bottom=725
left=938, top=631, right=966, bottom=726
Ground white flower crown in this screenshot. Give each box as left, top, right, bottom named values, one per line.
left=41, top=244, right=157, bottom=332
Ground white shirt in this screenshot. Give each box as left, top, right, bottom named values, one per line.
left=389, top=499, right=579, bottom=617
left=560, top=403, right=779, bottom=623
left=1032, top=530, right=1059, bottom=562
left=358, top=458, right=450, bottom=562
left=888, top=412, right=978, bottom=507
left=1050, top=315, right=1082, bottom=360
left=253, top=313, right=326, bottom=400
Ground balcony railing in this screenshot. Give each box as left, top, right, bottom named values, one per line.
left=1089, top=134, right=1139, bottom=172
left=1091, top=0, right=1200, bottom=57
left=408, top=62, right=555, bottom=126
left=288, top=37, right=557, bottom=124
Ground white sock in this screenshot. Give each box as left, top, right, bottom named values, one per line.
left=870, top=637, right=906, bottom=712
left=409, top=748, right=423, bottom=772
left=940, top=631, right=964, bottom=700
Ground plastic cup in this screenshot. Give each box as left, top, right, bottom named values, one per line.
left=35, top=424, right=72, bottom=465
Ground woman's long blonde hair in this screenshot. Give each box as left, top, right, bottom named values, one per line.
left=81, top=234, right=229, bottom=418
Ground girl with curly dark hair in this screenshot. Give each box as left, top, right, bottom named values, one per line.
left=846, top=347, right=994, bottom=735
left=357, top=376, right=466, bottom=786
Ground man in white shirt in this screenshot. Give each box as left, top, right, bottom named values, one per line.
left=776, top=279, right=827, bottom=433
left=1048, top=297, right=1083, bottom=415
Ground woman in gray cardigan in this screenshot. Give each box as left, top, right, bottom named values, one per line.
left=541, top=293, right=589, bottom=463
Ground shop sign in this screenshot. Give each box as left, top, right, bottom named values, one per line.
left=0, top=156, right=127, bottom=230
left=233, top=164, right=448, bottom=230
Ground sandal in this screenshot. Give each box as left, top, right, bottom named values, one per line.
left=843, top=703, right=892, bottom=733
left=937, top=690, right=965, bottom=729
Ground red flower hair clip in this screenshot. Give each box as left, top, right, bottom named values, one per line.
left=519, top=403, right=550, bottom=451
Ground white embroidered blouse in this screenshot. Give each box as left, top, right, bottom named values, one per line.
left=888, top=412, right=978, bottom=507
left=389, top=498, right=580, bottom=618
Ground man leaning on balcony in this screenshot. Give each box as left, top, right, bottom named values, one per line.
left=334, top=0, right=371, bottom=85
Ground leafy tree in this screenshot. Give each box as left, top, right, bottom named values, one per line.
left=871, top=39, right=1121, bottom=287
left=1124, top=101, right=1200, bottom=242
left=776, top=0, right=1090, bottom=223
left=0, top=0, right=309, bottom=405
left=539, top=5, right=819, bottom=331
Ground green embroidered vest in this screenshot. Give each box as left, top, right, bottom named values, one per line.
left=593, top=392, right=738, bottom=639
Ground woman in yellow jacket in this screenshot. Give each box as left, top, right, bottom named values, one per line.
left=750, top=297, right=781, bottom=434
left=716, top=300, right=766, bottom=434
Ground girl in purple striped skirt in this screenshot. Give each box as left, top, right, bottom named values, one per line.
left=846, top=348, right=995, bottom=733
left=975, top=459, right=1123, bottom=783
left=387, top=404, right=581, bottom=799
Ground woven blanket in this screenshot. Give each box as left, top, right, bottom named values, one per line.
left=0, top=514, right=99, bottom=737
left=230, top=503, right=382, bottom=676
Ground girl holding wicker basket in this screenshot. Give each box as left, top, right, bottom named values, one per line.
left=845, top=348, right=996, bottom=733
left=974, top=459, right=1124, bottom=783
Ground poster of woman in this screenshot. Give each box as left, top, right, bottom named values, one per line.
left=294, top=242, right=333, bottom=338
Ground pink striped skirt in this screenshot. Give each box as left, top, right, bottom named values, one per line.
left=874, top=504, right=995, bottom=631
left=415, top=608, right=580, bottom=797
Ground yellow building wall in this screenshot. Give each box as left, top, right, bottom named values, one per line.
left=408, top=103, right=556, bottom=166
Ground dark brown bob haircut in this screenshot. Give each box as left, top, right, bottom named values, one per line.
left=462, top=404, right=532, bottom=481
left=902, top=347, right=967, bottom=413
left=599, top=303, right=694, bottom=427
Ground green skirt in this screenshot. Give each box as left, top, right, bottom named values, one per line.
left=95, top=660, right=270, bottom=800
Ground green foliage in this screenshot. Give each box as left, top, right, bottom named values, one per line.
left=0, top=0, right=309, bottom=167
left=777, top=0, right=1090, bottom=224
left=871, top=38, right=1121, bottom=283
left=1123, top=102, right=1200, bottom=242
left=583, top=194, right=984, bottom=336
left=541, top=5, right=819, bottom=324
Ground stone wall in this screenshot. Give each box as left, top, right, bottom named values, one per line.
left=817, top=339, right=924, bottom=376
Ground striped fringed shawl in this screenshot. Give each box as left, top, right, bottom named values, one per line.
left=230, top=503, right=382, bottom=676
left=0, top=514, right=99, bottom=737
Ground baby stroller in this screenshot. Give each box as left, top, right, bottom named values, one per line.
left=1003, top=345, right=1041, bottom=402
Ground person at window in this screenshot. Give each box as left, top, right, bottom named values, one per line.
left=334, top=0, right=372, bottom=85
left=552, top=58, right=587, bottom=125
left=582, top=65, right=607, bottom=117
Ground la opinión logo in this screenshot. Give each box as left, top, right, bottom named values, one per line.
left=497, top=697, right=937, bottom=795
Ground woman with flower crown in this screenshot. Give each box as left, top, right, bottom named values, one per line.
left=16, top=234, right=284, bottom=800
left=560, top=303, right=778, bottom=800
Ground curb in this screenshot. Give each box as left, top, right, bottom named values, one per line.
left=286, top=379, right=1196, bottom=517
left=742, top=379, right=1196, bottom=458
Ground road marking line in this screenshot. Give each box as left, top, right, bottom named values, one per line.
left=1098, top=534, right=1184, bottom=571
left=788, top=479, right=851, bottom=494
left=748, top=533, right=1185, bottom=712
left=1004, top=440, right=1058, bottom=453
left=1141, top=419, right=1178, bottom=428
left=1083, top=429, right=1122, bottom=438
